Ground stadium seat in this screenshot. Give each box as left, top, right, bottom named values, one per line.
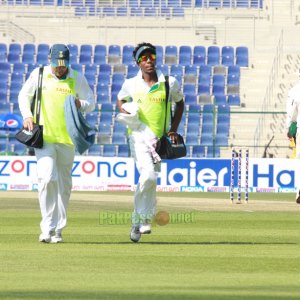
left=37, top=43, right=50, bottom=55
left=236, top=46, right=249, bottom=67
left=22, top=53, right=35, bottom=65
left=93, top=53, right=106, bottom=65
left=68, top=44, right=79, bottom=57
left=228, top=94, right=241, bottom=106
left=170, top=64, right=184, bottom=77
left=172, top=7, right=185, bottom=18
left=79, top=53, right=92, bottom=65
left=102, top=7, right=115, bottom=17
left=207, top=46, right=220, bottom=66
left=155, top=45, right=164, bottom=65
left=116, top=6, right=128, bottom=17
left=108, top=45, right=121, bottom=64
left=144, top=7, right=157, bottom=17
left=36, top=53, right=49, bottom=65
left=130, top=7, right=143, bottom=16
left=191, top=145, right=205, bottom=157
left=80, top=44, right=93, bottom=56
left=103, top=144, right=117, bottom=157
left=94, top=44, right=107, bottom=57
left=207, top=146, right=220, bottom=158
left=99, top=63, right=112, bottom=75
left=9, top=43, right=21, bottom=55
left=118, top=144, right=129, bottom=157
left=84, top=64, right=97, bottom=77
left=165, top=45, right=178, bottom=65
left=23, top=43, right=36, bottom=55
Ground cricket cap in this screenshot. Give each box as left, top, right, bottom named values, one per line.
left=50, top=44, right=70, bottom=67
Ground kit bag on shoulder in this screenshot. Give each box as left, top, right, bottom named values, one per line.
left=16, top=66, right=44, bottom=149
left=156, top=76, right=186, bottom=160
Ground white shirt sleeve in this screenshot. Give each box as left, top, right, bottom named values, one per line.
left=117, top=78, right=134, bottom=102
left=18, top=67, right=39, bottom=120
left=75, top=71, right=95, bottom=113
left=169, top=76, right=184, bottom=103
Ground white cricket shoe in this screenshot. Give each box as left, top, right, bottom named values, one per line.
left=39, top=233, right=52, bottom=243
left=139, top=223, right=151, bottom=234
left=51, top=233, right=64, bottom=243
left=130, top=225, right=141, bottom=243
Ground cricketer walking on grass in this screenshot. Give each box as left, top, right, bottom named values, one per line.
left=116, top=42, right=184, bottom=242
left=18, top=44, right=95, bottom=243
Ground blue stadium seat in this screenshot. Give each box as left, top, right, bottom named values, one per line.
left=172, top=7, right=184, bottom=17
left=80, top=44, right=93, bottom=56
left=191, top=145, right=205, bottom=157
left=160, top=6, right=171, bottom=18
left=157, top=64, right=169, bottom=75
left=22, top=53, right=35, bottom=65
left=122, top=45, right=134, bottom=64
left=181, top=0, right=192, bottom=7
left=214, top=94, right=227, bottom=105
left=37, top=43, right=50, bottom=55
left=197, top=83, right=210, bottom=96
left=144, top=7, right=157, bottom=16
left=68, top=44, right=79, bottom=57
left=207, top=46, right=220, bottom=66
left=116, top=6, right=128, bottom=16
left=200, top=134, right=213, bottom=146
left=112, top=132, right=127, bottom=144
left=0, top=43, right=7, bottom=56
left=23, top=43, right=36, bottom=55
left=71, top=63, right=83, bottom=73
left=127, top=64, right=139, bottom=78
left=88, top=144, right=101, bottom=155
left=155, top=45, right=164, bottom=65
left=165, top=45, right=178, bottom=65
left=99, top=63, right=112, bottom=75
left=140, top=0, right=153, bottom=7
left=94, top=44, right=107, bottom=57
left=183, top=83, right=196, bottom=96
left=108, top=45, right=121, bottom=64
left=96, top=83, right=109, bottom=95
left=84, top=64, right=97, bottom=77
left=228, top=94, right=241, bottom=106
left=97, top=73, right=110, bottom=86
left=96, top=92, right=110, bottom=105
left=130, top=7, right=143, bottom=16
left=170, top=64, right=184, bottom=77
left=195, top=0, right=203, bottom=7
left=118, top=144, right=129, bottom=157
left=9, top=43, right=21, bottom=55
left=8, top=53, right=20, bottom=64
left=184, top=94, right=197, bottom=105
left=228, top=65, right=240, bottom=77
left=36, top=53, right=49, bottom=65
left=236, top=46, right=249, bottom=67
left=93, top=53, right=106, bottom=65
left=215, top=135, right=228, bottom=146
left=79, top=53, right=92, bottom=65
left=207, top=146, right=220, bottom=158
left=112, top=73, right=125, bottom=85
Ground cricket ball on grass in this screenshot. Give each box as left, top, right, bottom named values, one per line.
left=155, top=211, right=170, bottom=226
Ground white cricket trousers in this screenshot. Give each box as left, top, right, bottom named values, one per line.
left=35, top=143, right=75, bottom=235
left=129, top=132, right=160, bottom=225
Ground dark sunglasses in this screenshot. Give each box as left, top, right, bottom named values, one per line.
left=138, top=54, right=156, bottom=63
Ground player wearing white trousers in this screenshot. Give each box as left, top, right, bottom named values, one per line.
left=35, top=143, right=75, bottom=236
left=18, top=44, right=95, bottom=243
left=129, top=131, right=160, bottom=225
left=116, top=42, right=184, bottom=242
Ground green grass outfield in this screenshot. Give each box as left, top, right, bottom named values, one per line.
left=1, top=191, right=300, bottom=300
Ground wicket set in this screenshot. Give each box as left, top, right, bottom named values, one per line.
left=230, top=148, right=249, bottom=203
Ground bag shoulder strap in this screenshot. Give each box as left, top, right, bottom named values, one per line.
left=163, top=75, right=170, bottom=135
left=34, top=66, right=44, bottom=125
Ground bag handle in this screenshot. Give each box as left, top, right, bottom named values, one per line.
left=32, top=66, right=44, bottom=125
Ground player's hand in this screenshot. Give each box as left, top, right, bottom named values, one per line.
left=287, top=132, right=293, bottom=141
left=167, top=131, right=178, bottom=144
left=23, top=117, right=33, bottom=131
left=75, top=97, right=81, bottom=109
